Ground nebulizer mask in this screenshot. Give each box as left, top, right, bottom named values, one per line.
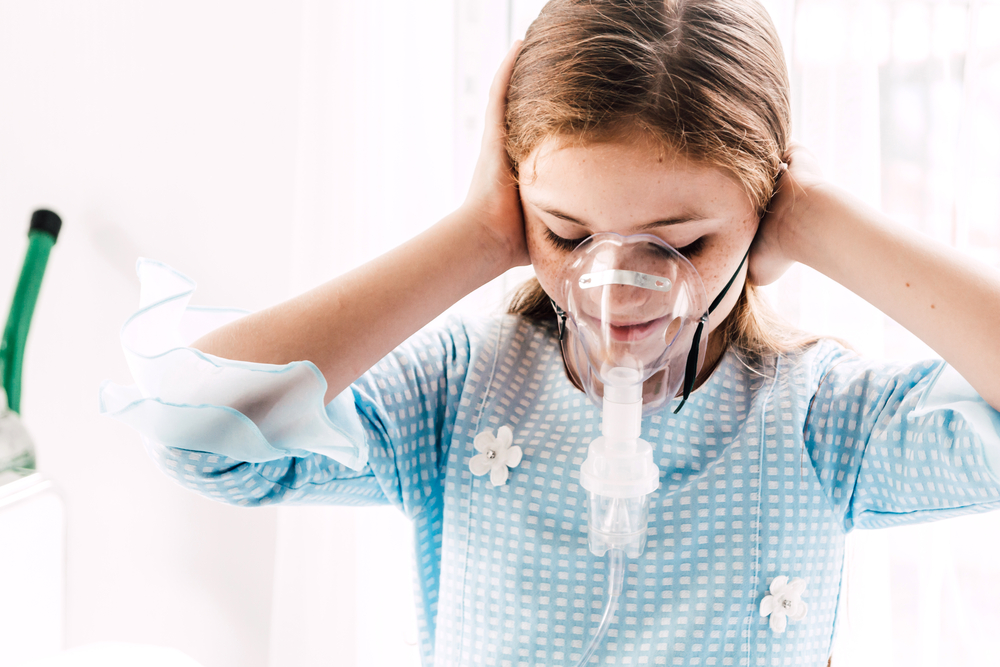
left=550, top=232, right=737, bottom=666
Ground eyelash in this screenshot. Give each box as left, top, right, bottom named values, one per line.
left=676, top=237, right=706, bottom=257
left=544, top=228, right=585, bottom=252
left=544, top=228, right=707, bottom=257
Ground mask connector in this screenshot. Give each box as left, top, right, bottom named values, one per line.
left=580, top=366, right=660, bottom=558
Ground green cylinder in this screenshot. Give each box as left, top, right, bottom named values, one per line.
left=1, top=210, right=61, bottom=414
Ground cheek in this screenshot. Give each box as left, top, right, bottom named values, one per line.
left=694, top=218, right=757, bottom=289
left=685, top=225, right=756, bottom=337
left=525, top=219, right=570, bottom=308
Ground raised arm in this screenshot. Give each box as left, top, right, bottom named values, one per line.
left=751, top=145, right=1000, bottom=411
left=192, top=43, right=528, bottom=404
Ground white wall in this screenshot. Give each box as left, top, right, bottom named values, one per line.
left=0, top=2, right=305, bottom=665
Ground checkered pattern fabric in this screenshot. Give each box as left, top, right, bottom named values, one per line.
left=143, top=315, right=1000, bottom=667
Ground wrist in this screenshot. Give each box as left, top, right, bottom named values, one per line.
left=780, top=180, right=846, bottom=268
left=786, top=180, right=897, bottom=283
left=457, top=200, right=527, bottom=272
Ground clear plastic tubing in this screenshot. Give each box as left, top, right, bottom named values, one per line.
left=572, top=547, right=625, bottom=667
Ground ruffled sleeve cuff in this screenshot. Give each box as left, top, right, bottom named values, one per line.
left=98, top=259, right=368, bottom=471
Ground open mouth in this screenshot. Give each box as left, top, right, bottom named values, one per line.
left=607, top=319, right=662, bottom=342
left=583, top=313, right=667, bottom=342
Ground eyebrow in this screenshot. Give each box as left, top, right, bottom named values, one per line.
left=526, top=200, right=698, bottom=230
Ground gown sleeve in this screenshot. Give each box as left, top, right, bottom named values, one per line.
left=803, top=342, right=1000, bottom=531
left=99, top=259, right=481, bottom=516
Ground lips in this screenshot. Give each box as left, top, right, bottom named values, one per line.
left=582, top=313, right=666, bottom=342
left=607, top=319, right=661, bottom=342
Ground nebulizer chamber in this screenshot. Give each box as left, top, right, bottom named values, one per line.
left=581, top=365, right=657, bottom=559
left=556, top=233, right=708, bottom=665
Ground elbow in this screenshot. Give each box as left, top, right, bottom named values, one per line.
left=150, top=443, right=283, bottom=507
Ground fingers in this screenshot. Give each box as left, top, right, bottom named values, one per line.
left=484, top=40, right=524, bottom=139
left=783, top=142, right=823, bottom=176
left=489, top=40, right=523, bottom=101
left=782, top=141, right=807, bottom=164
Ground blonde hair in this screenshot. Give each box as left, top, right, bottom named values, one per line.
left=505, top=0, right=816, bottom=360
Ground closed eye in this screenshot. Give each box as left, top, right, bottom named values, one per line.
left=544, top=228, right=587, bottom=252
left=675, top=237, right=706, bottom=258
left=546, top=226, right=706, bottom=259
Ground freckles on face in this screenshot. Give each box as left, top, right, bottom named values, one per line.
left=519, top=135, right=759, bottom=322
left=524, top=219, right=569, bottom=304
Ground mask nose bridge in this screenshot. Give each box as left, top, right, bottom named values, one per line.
left=590, top=282, right=655, bottom=320
left=578, top=251, right=674, bottom=320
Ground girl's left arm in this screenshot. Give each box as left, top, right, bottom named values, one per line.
left=751, top=145, right=1000, bottom=411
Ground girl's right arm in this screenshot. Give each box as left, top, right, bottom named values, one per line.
left=191, top=42, right=528, bottom=404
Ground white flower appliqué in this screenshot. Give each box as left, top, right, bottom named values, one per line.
left=759, top=576, right=808, bottom=634
left=469, top=425, right=522, bottom=487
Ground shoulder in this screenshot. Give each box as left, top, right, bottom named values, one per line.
left=728, top=338, right=851, bottom=388
left=780, top=338, right=854, bottom=379
left=400, top=312, right=559, bottom=369
left=749, top=338, right=862, bottom=406
left=464, top=313, right=561, bottom=379
left=447, top=311, right=557, bottom=347
left=775, top=339, right=947, bottom=416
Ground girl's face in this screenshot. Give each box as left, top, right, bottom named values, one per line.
left=519, top=134, right=759, bottom=337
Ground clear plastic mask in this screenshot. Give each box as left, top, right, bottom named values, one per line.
left=555, top=233, right=710, bottom=414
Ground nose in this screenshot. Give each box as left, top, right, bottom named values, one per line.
left=567, top=233, right=679, bottom=325
left=590, top=283, right=653, bottom=323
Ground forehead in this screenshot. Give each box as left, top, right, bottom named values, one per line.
left=519, top=135, right=752, bottom=222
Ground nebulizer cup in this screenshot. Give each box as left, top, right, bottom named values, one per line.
left=556, top=232, right=710, bottom=558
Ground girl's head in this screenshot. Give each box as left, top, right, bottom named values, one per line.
left=506, top=0, right=800, bottom=359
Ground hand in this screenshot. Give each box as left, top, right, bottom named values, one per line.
left=748, top=143, right=827, bottom=286
left=462, top=40, right=530, bottom=269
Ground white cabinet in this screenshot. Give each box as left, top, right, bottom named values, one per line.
left=0, top=475, right=65, bottom=667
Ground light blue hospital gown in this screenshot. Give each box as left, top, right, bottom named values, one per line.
left=100, top=261, right=1000, bottom=667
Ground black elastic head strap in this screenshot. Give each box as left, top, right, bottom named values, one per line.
left=673, top=246, right=751, bottom=414
left=552, top=301, right=567, bottom=341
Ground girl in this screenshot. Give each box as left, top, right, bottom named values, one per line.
left=101, top=0, right=1000, bottom=665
